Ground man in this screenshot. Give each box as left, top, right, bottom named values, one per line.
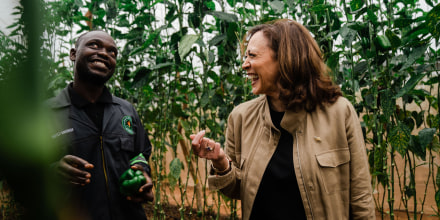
left=47, top=30, right=154, bottom=220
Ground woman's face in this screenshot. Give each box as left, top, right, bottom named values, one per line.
left=242, top=31, right=280, bottom=97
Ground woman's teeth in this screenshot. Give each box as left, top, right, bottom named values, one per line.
left=248, top=74, right=259, bottom=80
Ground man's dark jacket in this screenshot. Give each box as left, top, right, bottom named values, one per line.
left=47, top=86, right=152, bottom=220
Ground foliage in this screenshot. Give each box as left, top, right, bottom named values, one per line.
left=1, top=0, right=440, bottom=219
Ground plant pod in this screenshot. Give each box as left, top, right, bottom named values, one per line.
left=119, top=169, right=146, bottom=196
left=374, top=35, right=392, bottom=51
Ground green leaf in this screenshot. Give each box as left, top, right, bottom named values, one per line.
left=350, top=0, right=364, bottom=12
left=367, top=8, right=378, bottom=25
left=339, top=25, right=357, bottom=47
left=389, top=122, right=411, bottom=157
left=208, top=34, right=226, bottom=46
left=353, top=61, right=368, bottom=74
left=426, top=4, right=440, bottom=40
left=168, top=158, right=183, bottom=188
left=419, top=128, right=437, bottom=149
left=393, top=73, right=425, bottom=99
left=269, top=1, right=285, bottom=14
left=380, top=89, right=394, bottom=120
left=385, top=29, right=401, bottom=49
left=204, top=1, right=216, bottom=11
left=408, top=135, right=426, bottom=160
left=207, top=11, right=238, bottom=22
left=150, top=62, right=174, bottom=70
left=310, top=4, right=333, bottom=12
left=436, top=166, right=440, bottom=188
left=435, top=190, right=440, bottom=208
left=179, top=35, right=199, bottom=60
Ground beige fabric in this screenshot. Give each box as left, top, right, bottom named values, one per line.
left=208, top=95, right=375, bottom=220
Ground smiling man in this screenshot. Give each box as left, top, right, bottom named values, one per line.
left=47, top=30, right=154, bottom=220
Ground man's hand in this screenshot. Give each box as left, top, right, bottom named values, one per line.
left=56, top=155, right=94, bottom=186
left=126, top=164, right=154, bottom=203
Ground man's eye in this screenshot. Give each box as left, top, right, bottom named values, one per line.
left=89, top=43, right=99, bottom=48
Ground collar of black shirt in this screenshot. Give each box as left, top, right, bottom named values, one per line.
left=67, top=83, right=113, bottom=108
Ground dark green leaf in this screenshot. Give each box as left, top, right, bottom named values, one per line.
left=350, top=0, right=364, bottom=12
left=380, top=89, right=394, bottom=120
left=389, top=122, right=411, bottom=157
left=419, top=128, right=436, bottom=149
left=353, top=61, right=368, bottom=74
left=393, top=73, right=425, bottom=98
left=208, top=34, right=226, bottom=46
left=436, top=167, right=440, bottom=188
left=426, top=4, right=440, bottom=40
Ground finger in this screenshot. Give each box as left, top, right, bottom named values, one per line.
left=130, top=164, right=143, bottom=171
left=64, top=155, right=94, bottom=169
left=191, top=130, right=205, bottom=146
left=58, top=160, right=92, bottom=181
left=190, top=134, right=196, bottom=140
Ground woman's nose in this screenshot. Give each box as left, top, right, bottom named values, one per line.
left=242, top=59, right=250, bottom=70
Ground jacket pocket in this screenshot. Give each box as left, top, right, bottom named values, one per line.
left=316, top=148, right=350, bottom=193
left=120, top=136, right=135, bottom=152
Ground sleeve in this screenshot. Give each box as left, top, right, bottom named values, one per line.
left=207, top=111, right=242, bottom=200
left=346, top=102, right=376, bottom=219
left=133, top=106, right=152, bottom=176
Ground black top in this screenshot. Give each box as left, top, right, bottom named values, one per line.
left=249, top=108, right=306, bottom=220
left=68, top=83, right=112, bottom=132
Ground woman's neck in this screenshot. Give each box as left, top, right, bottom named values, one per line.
left=268, top=95, right=286, bottom=112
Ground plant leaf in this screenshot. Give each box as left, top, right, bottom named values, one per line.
left=418, top=128, right=437, bottom=149
left=179, top=35, right=199, bottom=60
left=269, top=1, right=285, bottom=14
left=393, top=73, right=425, bottom=99
left=389, top=122, right=411, bottom=157
left=207, top=11, right=238, bottom=22
left=399, top=44, right=429, bottom=71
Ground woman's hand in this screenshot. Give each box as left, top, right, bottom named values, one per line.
left=190, top=130, right=229, bottom=172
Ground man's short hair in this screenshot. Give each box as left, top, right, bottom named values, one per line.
left=74, top=30, right=107, bottom=48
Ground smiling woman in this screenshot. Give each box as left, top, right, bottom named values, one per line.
left=190, top=19, right=375, bottom=220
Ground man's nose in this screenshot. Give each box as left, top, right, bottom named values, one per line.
left=97, top=49, right=110, bottom=59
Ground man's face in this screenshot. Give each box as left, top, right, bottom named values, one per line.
left=70, top=31, right=118, bottom=85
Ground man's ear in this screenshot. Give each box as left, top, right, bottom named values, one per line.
left=70, top=48, right=76, bottom=61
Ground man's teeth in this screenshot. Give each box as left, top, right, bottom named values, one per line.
left=93, top=61, right=106, bottom=68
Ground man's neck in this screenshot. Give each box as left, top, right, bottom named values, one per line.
left=73, top=79, right=105, bottom=103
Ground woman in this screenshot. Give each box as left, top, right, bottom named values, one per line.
left=191, top=19, right=375, bottom=220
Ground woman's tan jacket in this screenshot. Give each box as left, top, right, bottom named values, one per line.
left=208, top=95, right=375, bottom=220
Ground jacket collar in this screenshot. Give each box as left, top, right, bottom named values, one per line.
left=261, top=95, right=307, bottom=135
left=48, top=84, right=119, bottom=109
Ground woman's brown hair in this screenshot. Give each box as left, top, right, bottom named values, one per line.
left=244, top=19, right=342, bottom=112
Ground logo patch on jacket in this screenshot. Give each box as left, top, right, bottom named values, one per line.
left=122, top=116, right=134, bottom=134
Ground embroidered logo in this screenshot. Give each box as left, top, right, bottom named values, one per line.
left=122, top=116, right=134, bottom=135
left=51, top=128, right=74, bottom=139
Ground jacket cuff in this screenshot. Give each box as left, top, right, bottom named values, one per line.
left=208, top=165, right=236, bottom=191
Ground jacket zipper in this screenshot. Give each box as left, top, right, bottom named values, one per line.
left=100, top=136, right=110, bottom=198
left=296, top=131, right=314, bottom=219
